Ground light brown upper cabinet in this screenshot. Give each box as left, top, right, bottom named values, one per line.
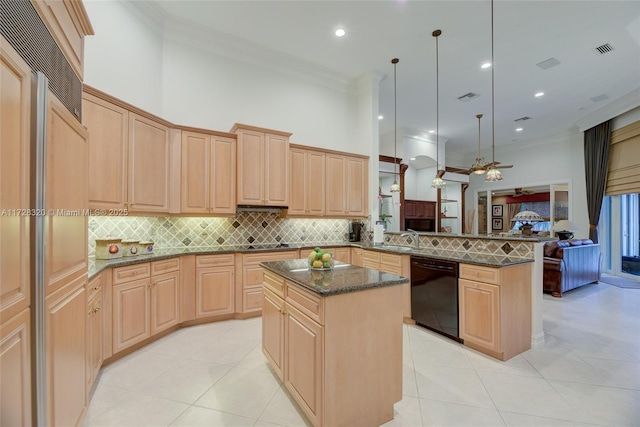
left=232, top=124, right=291, bottom=207
left=326, top=153, right=368, bottom=218
left=83, top=87, right=173, bottom=214
left=181, top=130, right=236, bottom=215
left=289, top=146, right=325, bottom=216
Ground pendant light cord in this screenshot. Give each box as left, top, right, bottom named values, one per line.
left=435, top=33, right=439, bottom=172
left=491, top=0, right=496, bottom=166
left=394, top=58, right=398, bottom=176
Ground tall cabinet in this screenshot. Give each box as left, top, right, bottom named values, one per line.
left=0, top=36, right=33, bottom=427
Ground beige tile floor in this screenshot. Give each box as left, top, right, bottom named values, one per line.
left=83, top=281, right=640, bottom=427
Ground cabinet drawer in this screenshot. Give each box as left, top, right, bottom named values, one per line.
left=243, top=250, right=298, bottom=266
left=380, top=264, right=403, bottom=276
left=380, top=253, right=402, bottom=268
left=87, top=274, right=102, bottom=301
left=263, top=270, right=285, bottom=297
left=459, top=263, right=500, bottom=285
left=362, top=250, right=381, bottom=264
left=113, top=263, right=150, bottom=285
left=244, top=289, right=263, bottom=311
left=285, top=282, right=324, bottom=325
left=151, top=258, right=179, bottom=275
left=196, top=254, right=235, bottom=268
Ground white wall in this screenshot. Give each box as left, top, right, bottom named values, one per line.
left=612, top=105, right=640, bottom=130
left=83, top=0, right=164, bottom=115
left=464, top=131, right=590, bottom=238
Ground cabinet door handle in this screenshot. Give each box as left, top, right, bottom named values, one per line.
left=94, top=305, right=100, bottom=313
left=94, top=286, right=101, bottom=291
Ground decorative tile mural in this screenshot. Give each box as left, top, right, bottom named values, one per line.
left=88, top=212, right=354, bottom=257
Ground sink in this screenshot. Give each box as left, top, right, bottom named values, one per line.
left=381, top=245, right=414, bottom=252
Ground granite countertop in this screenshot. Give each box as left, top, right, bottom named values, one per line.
left=382, top=231, right=556, bottom=242
left=260, top=259, right=409, bottom=296
left=88, top=240, right=535, bottom=279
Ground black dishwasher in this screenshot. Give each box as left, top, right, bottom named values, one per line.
left=410, top=256, right=462, bottom=342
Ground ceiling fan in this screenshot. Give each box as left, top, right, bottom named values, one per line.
left=446, top=113, right=514, bottom=176
left=512, top=187, right=536, bottom=197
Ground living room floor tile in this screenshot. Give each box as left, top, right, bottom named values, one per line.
left=500, top=411, right=597, bottom=427
left=419, top=399, right=506, bottom=427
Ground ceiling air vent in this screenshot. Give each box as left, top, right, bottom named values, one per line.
left=536, top=57, right=561, bottom=70
left=590, top=94, right=609, bottom=102
left=457, top=92, right=480, bottom=102
left=514, top=116, right=531, bottom=122
left=593, top=43, right=615, bottom=55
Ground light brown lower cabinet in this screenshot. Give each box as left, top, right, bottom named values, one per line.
left=195, top=254, right=235, bottom=318
left=350, top=247, right=363, bottom=266
left=458, top=262, right=532, bottom=361
left=0, top=308, right=31, bottom=427
left=360, top=250, right=412, bottom=322
left=112, top=259, right=179, bottom=354
left=325, top=246, right=350, bottom=264
left=262, top=270, right=402, bottom=427
left=86, top=273, right=104, bottom=393
left=46, top=274, right=88, bottom=427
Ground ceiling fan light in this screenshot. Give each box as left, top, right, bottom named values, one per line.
left=431, top=175, right=446, bottom=188
left=473, top=168, right=487, bottom=175
left=485, top=167, right=503, bottom=182
left=389, top=181, right=401, bottom=192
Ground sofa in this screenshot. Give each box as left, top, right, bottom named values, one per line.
left=543, top=239, right=602, bottom=297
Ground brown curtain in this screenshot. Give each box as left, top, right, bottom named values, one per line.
left=584, top=120, right=612, bottom=242
left=507, top=203, right=521, bottom=229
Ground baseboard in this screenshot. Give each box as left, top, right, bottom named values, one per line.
left=531, top=332, right=545, bottom=349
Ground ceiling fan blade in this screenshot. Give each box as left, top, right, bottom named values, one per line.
left=445, top=166, right=471, bottom=175
left=496, top=164, right=513, bottom=169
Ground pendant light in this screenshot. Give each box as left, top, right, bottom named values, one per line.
left=485, top=0, right=503, bottom=182
left=431, top=29, right=445, bottom=189
left=389, top=58, right=401, bottom=193
left=470, top=114, right=487, bottom=174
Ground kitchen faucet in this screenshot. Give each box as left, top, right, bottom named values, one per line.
left=400, top=229, right=420, bottom=249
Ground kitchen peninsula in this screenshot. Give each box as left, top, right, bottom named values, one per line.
left=260, top=259, right=408, bottom=427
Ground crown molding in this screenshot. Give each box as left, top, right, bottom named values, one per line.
left=161, top=18, right=352, bottom=94
left=574, top=88, right=640, bottom=132
left=120, top=0, right=166, bottom=34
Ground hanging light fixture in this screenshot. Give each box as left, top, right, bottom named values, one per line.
left=431, top=29, right=445, bottom=189
left=389, top=57, right=401, bottom=193
left=470, top=114, right=487, bottom=174
left=485, top=0, right=503, bottom=182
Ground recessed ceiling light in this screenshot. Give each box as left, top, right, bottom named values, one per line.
left=535, top=92, right=544, bottom=97
left=516, top=127, right=523, bottom=132
left=335, top=29, right=346, bottom=37
left=410, top=157, right=416, bottom=161
left=481, top=62, right=491, bottom=69
left=378, top=115, right=383, bottom=120
left=428, top=130, right=435, bottom=134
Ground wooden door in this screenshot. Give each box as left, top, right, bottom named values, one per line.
left=1, top=37, right=31, bottom=322
left=82, top=92, right=128, bottom=209
left=262, top=288, right=285, bottom=379
left=264, top=133, right=289, bottom=206
left=128, top=113, right=170, bottom=212
left=46, top=276, right=87, bottom=427
left=195, top=266, right=234, bottom=318
left=181, top=131, right=210, bottom=213
left=236, top=129, right=265, bottom=205
left=459, top=278, right=501, bottom=353
left=325, top=154, right=346, bottom=215
left=306, top=150, right=325, bottom=215
left=0, top=308, right=31, bottom=427
left=288, top=147, right=307, bottom=215
left=87, top=292, right=103, bottom=390
left=112, top=277, right=150, bottom=353
left=285, top=304, right=323, bottom=426
left=211, top=136, right=236, bottom=214
left=345, top=156, right=367, bottom=217
left=46, top=93, right=88, bottom=295
left=150, top=270, right=180, bottom=335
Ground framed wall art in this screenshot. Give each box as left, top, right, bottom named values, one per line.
left=492, top=218, right=503, bottom=230
left=492, top=204, right=503, bottom=217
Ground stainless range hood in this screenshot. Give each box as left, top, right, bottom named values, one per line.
left=236, top=205, right=287, bottom=214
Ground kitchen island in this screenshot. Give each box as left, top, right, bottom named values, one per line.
left=260, top=259, right=408, bottom=427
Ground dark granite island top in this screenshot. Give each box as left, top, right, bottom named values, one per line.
left=259, top=259, right=409, bottom=296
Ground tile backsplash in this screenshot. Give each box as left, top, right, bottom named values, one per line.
left=88, top=212, right=357, bottom=258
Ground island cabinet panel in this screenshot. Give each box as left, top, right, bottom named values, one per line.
left=458, top=262, right=532, bottom=361
left=128, top=113, right=171, bottom=213
left=262, top=265, right=403, bottom=427
left=234, top=124, right=290, bottom=207
left=195, top=258, right=235, bottom=319
left=285, top=303, right=324, bottom=426
left=82, top=92, right=128, bottom=209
